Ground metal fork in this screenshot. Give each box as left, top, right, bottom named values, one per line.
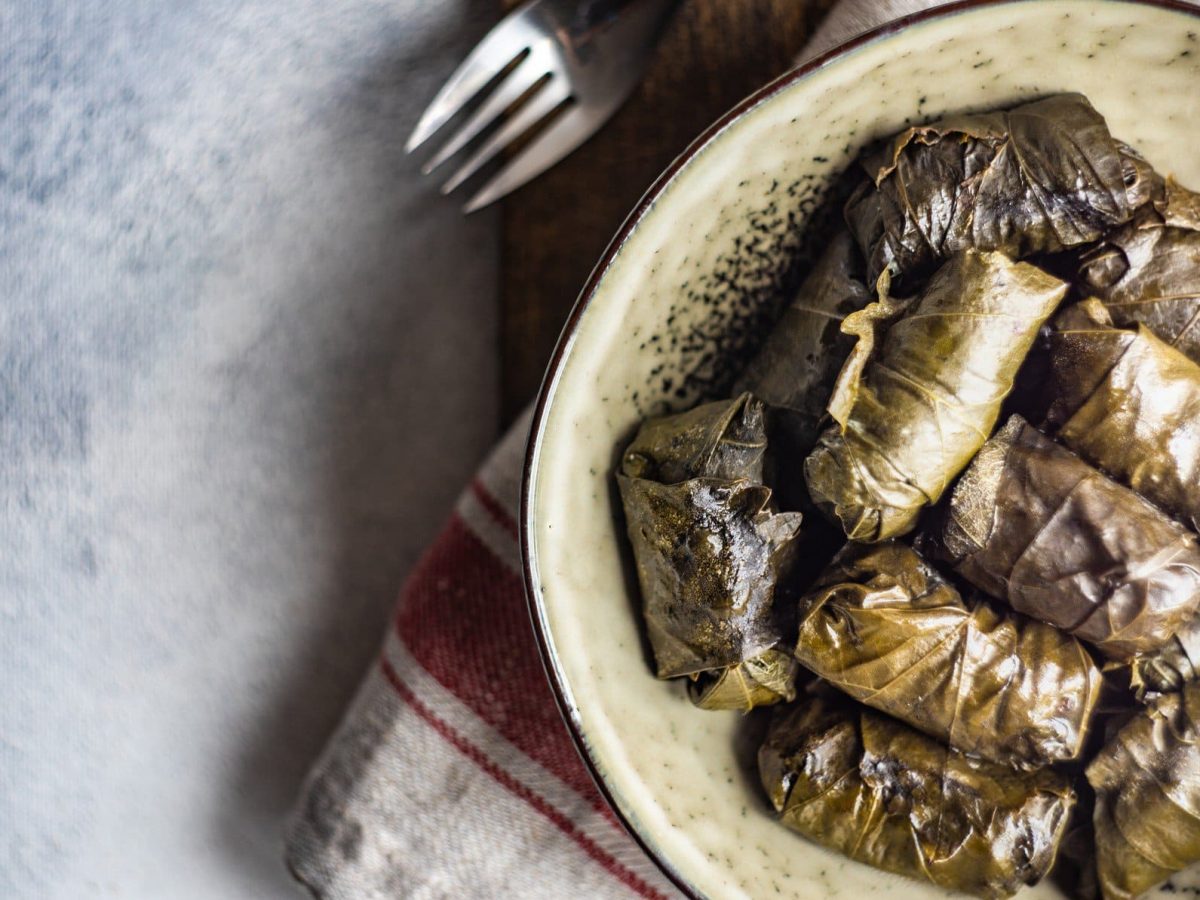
left=406, top=0, right=681, bottom=212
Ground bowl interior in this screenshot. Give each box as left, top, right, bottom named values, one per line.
left=525, top=2, right=1200, bottom=897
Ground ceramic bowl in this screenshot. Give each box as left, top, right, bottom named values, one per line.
left=522, top=1, right=1200, bottom=897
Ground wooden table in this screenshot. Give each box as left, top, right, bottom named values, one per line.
left=498, top=0, right=833, bottom=425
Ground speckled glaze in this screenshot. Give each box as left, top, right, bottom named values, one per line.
left=523, top=2, right=1200, bottom=898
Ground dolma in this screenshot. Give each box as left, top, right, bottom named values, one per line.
left=759, top=695, right=1074, bottom=899
left=1046, top=298, right=1200, bottom=529
left=940, top=415, right=1200, bottom=660
left=735, top=230, right=871, bottom=508
left=1087, top=682, right=1200, bottom=899
left=618, top=395, right=804, bottom=700
left=804, top=249, right=1066, bottom=542
left=845, top=94, right=1145, bottom=285
left=1080, top=177, right=1200, bottom=365
left=793, top=540, right=1101, bottom=768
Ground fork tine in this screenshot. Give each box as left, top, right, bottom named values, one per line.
left=405, top=19, right=535, bottom=154
left=439, top=77, right=572, bottom=195
left=462, top=107, right=595, bottom=212
left=421, top=51, right=552, bottom=175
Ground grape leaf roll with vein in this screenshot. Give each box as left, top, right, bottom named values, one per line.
left=759, top=692, right=1075, bottom=899
left=618, top=393, right=803, bottom=707
left=1044, top=298, right=1200, bottom=530
left=937, top=415, right=1200, bottom=661
left=802, top=249, right=1065, bottom=542
left=792, top=540, right=1101, bottom=769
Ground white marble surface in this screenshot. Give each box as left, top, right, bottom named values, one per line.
left=0, top=2, right=502, bottom=897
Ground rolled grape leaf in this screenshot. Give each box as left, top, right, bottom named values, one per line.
left=618, top=394, right=803, bottom=693
left=803, top=249, right=1066, bottom=542
left=618, top=477, right=801, bottom=678
left=759, top=694, right=1075, bottom=899
left=1088, top=682, right=1200, bottom=899
left=793, top=540, right=1101, bottom=768
left=845, top=93, right=1143, bottom=285
left=1080, top=177, right=1200, bottom=365
left=687, top=649, right=799, bottom=711
left=735, top=230, right=871, bottom=508
left=1046, top=298, right=1200, bottom=530
left=940, top=415, right=1200, bottom=660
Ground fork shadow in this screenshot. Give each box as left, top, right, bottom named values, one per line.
left=207, top=3, right=504, bottom=893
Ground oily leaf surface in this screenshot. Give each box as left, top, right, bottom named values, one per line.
left=1080, top=178, right=1200, bottom=365
left=1131, top=614, right=1200, bottom=699
left=1046, top=299, right=1200, bottom=531
left=793, top=540, right=1101, bottom=768
left=941, top=416, right=1200, bottom=660
left=803, top=250, right=1066, bottom=541
left=618, top=394, right=801, bottom=687
left=759, top=695, right=1074, bottom=899
left=686, top=649, right=799, bottom=711
left=622, top=393, right=767, bottom=485
left=846, top=94, right=1139, bottom=285
left=618, top=476, right=802, bottom=678
left=1088, top=683, right=1200, bottom=899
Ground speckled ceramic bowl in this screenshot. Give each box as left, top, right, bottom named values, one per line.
left=522, top=1, right=1200, bottom=897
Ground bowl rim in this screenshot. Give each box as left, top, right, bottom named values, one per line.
left=519, top=1, right=1200, bottom=896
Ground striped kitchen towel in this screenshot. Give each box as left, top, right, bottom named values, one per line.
left=286, top=414, right=679, bottom=898
left=284, top=2, right=945, bottom=896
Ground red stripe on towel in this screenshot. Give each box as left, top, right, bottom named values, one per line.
left=380, top=657, right=667, bottom=900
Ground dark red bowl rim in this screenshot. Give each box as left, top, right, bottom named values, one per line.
left=519, top=1, right=1200, bottom=896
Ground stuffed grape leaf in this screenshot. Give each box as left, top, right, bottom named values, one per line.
left=1046, top=298, right=1200, bottom=530
left=1079, top=177, right=1200, bottom=365
left=803, top=249, right=1066, bottom=542
left=759, top=694, right=1074, bottom=899
left=793, top=540, right=1101, bottom=768
left=940, top=415, right=1200, bottom=660
left=617, top=395, right=803, bottom=700
left=845, top=94, right=1145, bottom=285
left=1088, top=682, right=1200, bottom=899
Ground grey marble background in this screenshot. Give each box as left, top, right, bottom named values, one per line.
left=0, top=2, right=502, bottom=896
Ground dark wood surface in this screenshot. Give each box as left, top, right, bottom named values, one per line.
left=497, top=0, right=833, bottom=424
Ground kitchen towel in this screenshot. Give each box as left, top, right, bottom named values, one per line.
left=285, top=2, right=946, bottom=897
